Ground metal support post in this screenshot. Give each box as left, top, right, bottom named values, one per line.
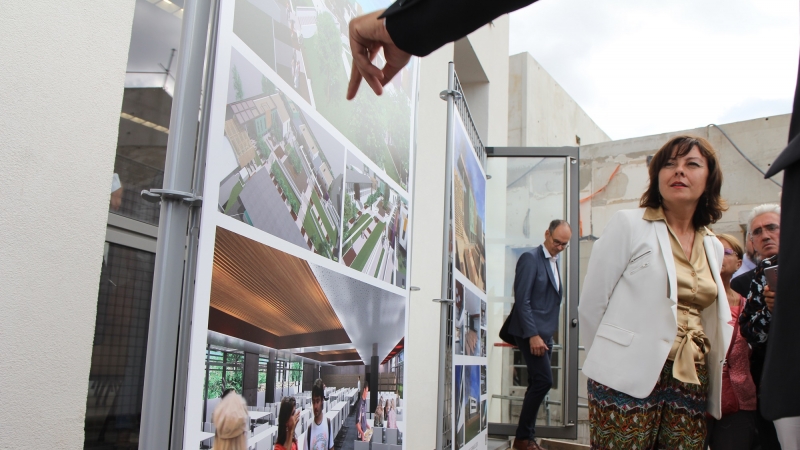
left=435, top=61, right=457, bottom=450
left=139, top=0, right=214, bottom=448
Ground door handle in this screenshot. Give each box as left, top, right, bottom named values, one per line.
left=571, top=318, right=578, bottom=328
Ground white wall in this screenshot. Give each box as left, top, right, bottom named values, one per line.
left=0, top=2, right=135, bottom=448
left=508, top=52, right=610, bottom=147
left=406, top=43, right=454, bottom=450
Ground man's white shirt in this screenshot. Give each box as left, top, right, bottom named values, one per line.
left=542, top=245, right=560, bottom=291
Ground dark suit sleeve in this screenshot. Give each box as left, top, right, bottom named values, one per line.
left=513, top=252, right=539, bottom=339
left=380, top=0, right=539, bottom=56
left=730, top=270, right=753, bottom=298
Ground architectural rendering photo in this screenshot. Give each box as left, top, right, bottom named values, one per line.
left=454, top=280, right=483, bottom=357
left=218, top=50, right=345, bottom=261
left=453, top=115, right=486, bottom=292
left=231, top=0, right=415, bottom=189
left=341, top=151, right=409, bottom=287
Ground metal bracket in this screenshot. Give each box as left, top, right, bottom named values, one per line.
left=432, top=298, right=454, bottom=304
left=439, top=89, right=462, bottom=101
left=141, top=188, right=203, bottom=206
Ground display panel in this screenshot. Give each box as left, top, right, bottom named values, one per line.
left=182, top=0, right=417, bottom=448
left=451, top=110, right=487, bottom=450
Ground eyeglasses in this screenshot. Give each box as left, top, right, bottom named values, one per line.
left=723, top=248, right=740, bottom=258
left=751, top=223, right=779, bottom=237
left=552, top=238, right=569, bottom=248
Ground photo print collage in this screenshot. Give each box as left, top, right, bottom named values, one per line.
left=182, top=0, right=418, bottom=447
left=452, top=111, right=488, bottom=450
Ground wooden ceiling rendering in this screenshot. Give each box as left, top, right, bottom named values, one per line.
left=209, top=227, right=351, bottom=349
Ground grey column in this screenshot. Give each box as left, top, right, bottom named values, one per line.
left=266, top=358, right=277, bottom=403
left=242, top=352, right=259, bottom=406
left=370, top=343, right=379, bottom=412
left=138, top=1, right=213, bottom=449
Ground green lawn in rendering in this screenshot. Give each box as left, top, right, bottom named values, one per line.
left=343, top=213, right=373, bottom=244
left=311, top=191, right=336, bottom=243
left=351, top=221, right=386, bottom=271
left=374, top=248, right=385, bottom=277
left=224, top=180, right=244, bottom=215
left=303, top=209, right=331, bottom=259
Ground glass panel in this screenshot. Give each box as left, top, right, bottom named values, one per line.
left=485, top=156, right=569, bottom=428
left=111, top=154, right=164, bottom=226
left=84, top=243, right=155, bottom=448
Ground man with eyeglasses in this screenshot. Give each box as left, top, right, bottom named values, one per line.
left=739, top=203, right=783, bottom=449
left=506, top=219, right=571, bottom=450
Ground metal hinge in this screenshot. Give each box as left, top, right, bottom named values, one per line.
left=141, top=188, right=203, bottom=206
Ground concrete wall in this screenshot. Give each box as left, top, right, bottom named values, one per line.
left=579, top=115, right=786, bottom=246
left=508, top=52, right=610, bottom=147
left=0, top=2, right=135, bottom=448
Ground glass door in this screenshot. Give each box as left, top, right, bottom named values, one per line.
left=485, top=147, right=579, bottom=440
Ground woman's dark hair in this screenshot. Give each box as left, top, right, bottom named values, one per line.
left=277, top=396, right=297, bottom=444
left=640, top=135, right=727, bottom=229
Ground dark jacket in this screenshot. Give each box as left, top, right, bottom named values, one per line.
left=730, top=268, right=755, bottom=298
left=380, top=0, right=539, bottom=56
left=761, top=79, right=800, bottom=420
left=507, top=246, right=563, bottom=342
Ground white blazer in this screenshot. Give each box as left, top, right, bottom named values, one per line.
left=578, top=208, right=733, bottom=419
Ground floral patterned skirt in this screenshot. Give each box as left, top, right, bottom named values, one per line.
left=588, top=360, right=708, bottom=450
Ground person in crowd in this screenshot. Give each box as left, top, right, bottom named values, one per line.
left=356, top=384, right=371, bottom=441
left=705, top=234, right=758, bottom=449
left=579, top=135, right=732, bottom=449
left=212, top=392, right=249, bottom=450
left=374, top=396, right=384, bottom=427
left=506, top=219, right=572, bottom=450
left=304, top=379, right=333, bottom=450
left=386, top=398, right=397, bottom=429
left=275, top=396, right=300, bottom=450
left=732, top=234, right=757, bottom=279
left=739, top=204, right=783, bottom=449
left=731, top=234, right=757, bottom=297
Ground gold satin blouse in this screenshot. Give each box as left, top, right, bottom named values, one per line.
left=644, top=207, right=717, bottom=384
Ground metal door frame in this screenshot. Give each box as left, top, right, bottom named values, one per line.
left=485, top=146, right=580, bottom=440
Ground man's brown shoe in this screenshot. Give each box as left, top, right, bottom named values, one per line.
left=511, top=438, right=528, bottom=450
left=527, top=440, right=544, bottom=450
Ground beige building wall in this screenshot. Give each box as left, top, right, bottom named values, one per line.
left=508, top=52, right=610, bottom=148
left=0, top=2, right=135, bottom=448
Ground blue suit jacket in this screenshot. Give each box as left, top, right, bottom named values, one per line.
left=508, top=246, right=563, bottom=342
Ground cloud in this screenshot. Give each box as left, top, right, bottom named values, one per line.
left=509, top=0, right=799, bottom=139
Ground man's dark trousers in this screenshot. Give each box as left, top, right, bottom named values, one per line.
left=514, top=335, right=553, bottom=441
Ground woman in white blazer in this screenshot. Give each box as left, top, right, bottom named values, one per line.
left=579, top=136, right=733, bottom=449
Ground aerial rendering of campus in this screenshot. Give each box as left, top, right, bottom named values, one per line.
left=341, top=151, right=409, bottom=287
left=231, top=0, right=415, bottom=189
left=218, top=51, right=345, bottom=261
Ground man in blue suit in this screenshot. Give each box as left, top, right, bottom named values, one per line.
left=508, top=219, right=571, bottom=450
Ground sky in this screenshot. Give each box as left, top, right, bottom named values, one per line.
left=508, top=0, right=800, bottom=140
